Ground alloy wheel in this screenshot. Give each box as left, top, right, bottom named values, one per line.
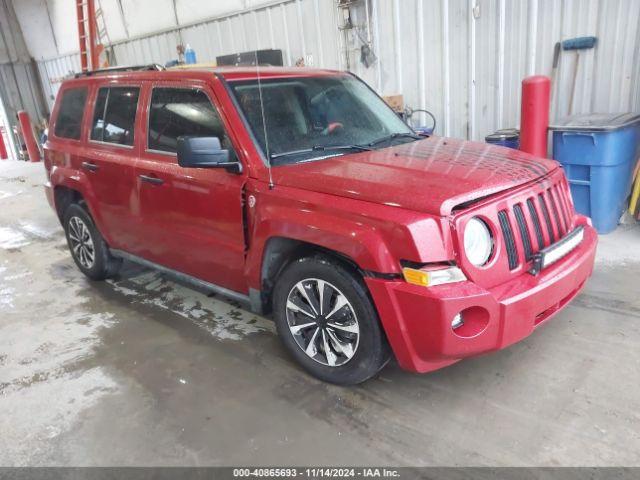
left=68, top=216, right=95, bottom=269
left=285, top=278, right=360, bottom=367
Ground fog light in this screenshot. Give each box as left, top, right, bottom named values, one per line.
left=451, top=313, right=464, bottom=330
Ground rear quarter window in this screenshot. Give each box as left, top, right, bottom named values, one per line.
left=54, top=87, right=88, bottom=140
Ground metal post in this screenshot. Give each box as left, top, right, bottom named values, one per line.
left=0, top=127, right=8, bottom=160
left=17, top=110, right=40, bottom=162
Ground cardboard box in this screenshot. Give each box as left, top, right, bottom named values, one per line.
left=383, top=94, right=404, bottom=113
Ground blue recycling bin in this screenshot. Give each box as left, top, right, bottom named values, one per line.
left=550, top=113, right=640, bottom=233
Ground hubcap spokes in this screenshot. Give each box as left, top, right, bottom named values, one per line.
left=286, top=278, right=359, bottom=367
left=69, top=217, right=95, bottom=269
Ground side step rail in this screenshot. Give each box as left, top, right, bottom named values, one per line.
left=109, top=248, right=254, bottom=311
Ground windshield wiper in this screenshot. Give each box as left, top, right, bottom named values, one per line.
left=315, top=144, right=373, bottom=153
left=270, top=144, right=372, bottom=160
left=366, top=132, right=422, bottom=148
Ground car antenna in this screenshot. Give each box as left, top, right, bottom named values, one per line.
left=255, top=50, right=274, bottom=190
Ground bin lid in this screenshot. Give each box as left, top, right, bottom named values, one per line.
left=550, top=113, right=640, bottom=132
left=495, top=128, right=520, bottom=135
left=485, top=129, right=519, bottom=140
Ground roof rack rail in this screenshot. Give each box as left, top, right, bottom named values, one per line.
left=75, top=64, right=165, bottom=78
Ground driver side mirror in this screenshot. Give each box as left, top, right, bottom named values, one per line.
left=177, top=136, right=242, bottom=174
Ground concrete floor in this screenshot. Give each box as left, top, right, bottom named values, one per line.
left=1, top=160, right=639, bottom=467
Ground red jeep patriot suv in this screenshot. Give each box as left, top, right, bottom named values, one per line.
left=44, top=65, right=597, bottom=384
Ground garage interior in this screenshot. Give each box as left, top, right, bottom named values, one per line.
left=1, top=0, right=640, bottom=469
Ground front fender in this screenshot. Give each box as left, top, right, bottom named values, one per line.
left=244, top=182, right=454, bottom=289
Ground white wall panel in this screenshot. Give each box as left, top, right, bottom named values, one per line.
left=1, top=0, right=30, bottom=62
left=30, top=0, right=640, bottom=141
left=120, top=0, right=176, bottom=38
left=46, top=0, right=80, bottom=55
left=97, top=0, right=130, bottom=44
left=12, top=0, right=58, bottom=59
left=501, top=0, right=527, bottom=132
left=176, top=0, right=245, bottom=24
left=447, top=0, right=470, bottom=139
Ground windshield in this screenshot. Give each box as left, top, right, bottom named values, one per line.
left=228, top=75, right=417, bottom=165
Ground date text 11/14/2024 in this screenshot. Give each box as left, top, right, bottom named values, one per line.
left=232, top=468, right=400, bottom=478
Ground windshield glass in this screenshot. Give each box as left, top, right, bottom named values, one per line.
left=229, top=75, right=417, bottom=165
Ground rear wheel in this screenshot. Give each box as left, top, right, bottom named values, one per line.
left=63, top=203, right=121, bottom=280
left=273, top=255, right=390, bottom=384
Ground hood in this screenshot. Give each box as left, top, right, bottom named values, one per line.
left=271, top=136, right=558, bottom=216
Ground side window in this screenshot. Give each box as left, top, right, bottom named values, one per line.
left=148, top=88, right=235, bottom=157
left=90, top=86, right=140, bottom=146
left=54, top=87, right=87, bottom=140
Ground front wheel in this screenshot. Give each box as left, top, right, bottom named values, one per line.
left=273, top=256, right=390, bottom=385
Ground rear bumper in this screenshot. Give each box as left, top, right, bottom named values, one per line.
left=44, top=181, right=55, bottom=210
left=365, top=219, right=597, bottom=373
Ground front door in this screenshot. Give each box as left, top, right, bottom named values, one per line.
left=131, top=83, right=247, bottom=293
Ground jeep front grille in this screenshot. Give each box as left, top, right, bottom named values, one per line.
left=498, top=181, right=573, bottom=270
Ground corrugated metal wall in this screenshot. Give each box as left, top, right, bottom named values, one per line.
left=1, top=0, right=49, bottom=159
left=35, top=0, right=640, bottom=141
left=37, top=53, right=82, bottom=106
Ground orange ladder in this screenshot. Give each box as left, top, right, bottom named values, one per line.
left=76, top=0, right=111, bottom=72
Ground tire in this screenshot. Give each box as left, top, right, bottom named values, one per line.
left=273, top=255, right=391, bottom=385
left=63, top=203, right=121, bottom=281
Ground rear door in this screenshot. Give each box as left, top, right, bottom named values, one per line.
left=131, top=81, right=247, bottom=293
left=80, top=83, right=141, bottom=249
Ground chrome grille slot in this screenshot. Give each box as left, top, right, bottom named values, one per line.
left=558, top=184, right=572, bottom=229
left=538, top=193, right=555, bottom=243
left=548, top=187, right=565, bottom=236
left=514, top=204, right=533, bottom=261
left=498, top=210, right=519, bottom=270
left=527, top=198, right=545, bottom=250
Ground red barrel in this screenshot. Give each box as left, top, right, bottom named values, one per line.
left=0, top=128, right=7, bottom=160
left=520, top=75, right=550, bottom=158
left=17, top=110, right=41, bottom=162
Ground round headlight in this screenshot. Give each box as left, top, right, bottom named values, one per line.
left=464, top=217, right=493, bottom=266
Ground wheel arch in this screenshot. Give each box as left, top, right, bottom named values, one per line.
left=49, top=168, right=112, bottom=245
left=257, top=236, right=378, bottom=316
left=266, top=238, right=393, bottom=383
left=53, top=185, right=84, bottom=222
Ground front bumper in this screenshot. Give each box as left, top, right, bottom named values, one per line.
left=365, top=219, right=598, bottom=373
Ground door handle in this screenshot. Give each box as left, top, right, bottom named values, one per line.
left=139, top=174, right=164, bottom=185
left=81, top=161, right=99, bottom=172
